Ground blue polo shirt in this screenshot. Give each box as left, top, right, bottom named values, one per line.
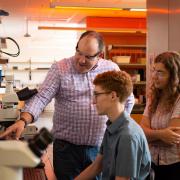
left=100, top=111, right=151, bottom=180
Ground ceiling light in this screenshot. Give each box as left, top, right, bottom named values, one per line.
left=24, top=33, right=31, bottom=37
left=50, top=5, right=146, bottom=12
left=130, top=8, right=147, bottom=12
left=50, top=0, right=123, bottom=10
left=53, top=6, right=122, bottom=11
left=38, top=26, right=146, bottom=33
left=24, top=18, right=31, bottom=37
left=50, top=1, right=146, bottom=11
left=122, top=8, right=146, bottom=12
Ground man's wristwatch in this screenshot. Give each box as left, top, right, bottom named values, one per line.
left=17, top=117, right=28, bottom=128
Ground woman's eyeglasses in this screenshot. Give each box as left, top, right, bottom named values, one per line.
left=152, top=69, right=168, bottom=78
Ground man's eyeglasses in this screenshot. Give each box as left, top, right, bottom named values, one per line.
left=76, top=48, right=100, bottom=61
left=93, top=91, right=111, bottom=98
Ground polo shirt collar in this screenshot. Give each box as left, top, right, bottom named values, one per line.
left=106, top=111, right=128, bottom=134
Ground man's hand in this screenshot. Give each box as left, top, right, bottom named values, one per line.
left=159, top=127, right=180, bottom=145
left=0, top=120, right=25, bottom=140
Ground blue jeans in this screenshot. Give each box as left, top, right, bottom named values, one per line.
left=53, top=139, right=101, bottom=180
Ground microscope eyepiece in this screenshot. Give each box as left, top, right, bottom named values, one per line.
left=28, top=128, right=53, bottom=157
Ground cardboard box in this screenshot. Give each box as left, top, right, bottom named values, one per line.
left=112, top=56, right=131, bottom=64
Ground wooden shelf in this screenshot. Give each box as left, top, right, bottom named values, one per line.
left=134, top=81, right=146, bottom=85
left=107, top=44, right=146, bottom=102
left=107, top=44, right=146, bottom=64
left=116, top=63, right=146, bottom=68
left=111, top=44, right=146, bottom=48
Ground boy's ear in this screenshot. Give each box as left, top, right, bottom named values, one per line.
left=111, top=91, right=118, bottom=100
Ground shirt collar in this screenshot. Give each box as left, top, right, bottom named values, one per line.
left=89, top=58, right=102, bottom=71
left=106, top=111, right=129, bottom=134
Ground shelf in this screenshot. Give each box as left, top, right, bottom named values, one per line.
left=9, top=61, right=54, bottom=64
left=31, top=69, right=49, bottom=72
left=117, top=63, right=146, bottom=69
left=134, top=81, right=146, bottom=85
left=109, top=55, right=146, bottom=100
left=111, top=44, right=146, bottom=48
left=107, top=44, right=146, bottom=64
left=5, top=69, right=49, bottom=72
left=105, top=33, right=147, bottom=103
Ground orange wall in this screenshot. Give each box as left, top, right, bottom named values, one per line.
left=86, top=17, right=146, bottom=29
left=101, top=32, right=146, bottom=46
left=86, top=16, right=146, bottom=46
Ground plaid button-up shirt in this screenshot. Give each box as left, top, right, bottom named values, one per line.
left=23, top=56, right=135, bottom=146
left=144, top=95, right=180, bottom=165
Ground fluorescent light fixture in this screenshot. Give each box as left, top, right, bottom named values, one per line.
left=50, top=1, right=145, bottom=11
left=130, top=8, right=147, bottom=12
left=38, top=26, right=146, bottom=33
left=52, top=6, right=122, bottom=11
left=122, top=8, right=146, bottom=12
left=50, top=0, right=122, bottom=10
left=51, top=5, right=145, bottom=12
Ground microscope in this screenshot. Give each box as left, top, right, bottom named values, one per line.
left=0, top=36, right=20, bottom=130
left=0, top=75, right=38, bottom=135
left=0, top=75, right=19, bottom=129
left=0, top=36, right=38, bottom=138
left=0, top=127, right=53, bottom=180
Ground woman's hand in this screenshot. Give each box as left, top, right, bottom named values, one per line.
left=159, top=127, right=180, bottom=145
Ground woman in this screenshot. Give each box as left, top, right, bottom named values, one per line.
left=141, top=51, right=180, bottom=180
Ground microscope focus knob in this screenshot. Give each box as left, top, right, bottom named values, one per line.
left=28, top=128, right=53, bottom=157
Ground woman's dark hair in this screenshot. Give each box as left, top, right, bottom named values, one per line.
left=148, top=51, right=180, bottom=115
left=76, top=31, right=104, bottom=52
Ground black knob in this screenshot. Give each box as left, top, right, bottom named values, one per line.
left=28, top=128, right=53, bottom=157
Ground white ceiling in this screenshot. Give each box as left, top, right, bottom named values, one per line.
left=0, top=0, right=146, bottom=63
left=0, top=1, right=146, bottom=22
left=0, top=0, right=146, bottom=38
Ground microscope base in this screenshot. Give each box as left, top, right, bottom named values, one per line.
left=0, top=166, right=23, bottom=180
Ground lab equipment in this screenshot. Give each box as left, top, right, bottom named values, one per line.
left=0, top=127, right=53, bottom=180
